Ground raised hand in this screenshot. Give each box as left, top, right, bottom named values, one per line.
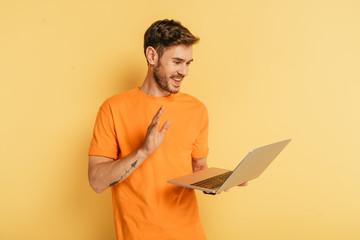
left=141, top=106, right=171, bottom=156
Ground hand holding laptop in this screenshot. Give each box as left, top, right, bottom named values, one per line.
left=222, top=181, right=249, bottom=192
left=168, top=139, right=291, bottom=195
left=205, top=181, right=248, bottom=195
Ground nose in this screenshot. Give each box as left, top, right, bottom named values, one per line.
left=178, top=64, right=189, bottom=76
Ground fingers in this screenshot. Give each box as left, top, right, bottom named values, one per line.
left=144, top=106, right=169, bottom=143
left=238, top=182, right=248, bottom=187
left=147, top=120, right=160, bottom=136
left=149, top=106, right=170, bottom=135
left=219, top=183, right=248, bottom=194
left=146, top=106, right=164, bottom=135
left=151, top=106, right=164, bottom=125
left=218, top=189, right=229, bottom=194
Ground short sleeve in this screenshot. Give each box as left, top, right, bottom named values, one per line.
left=191, top=105, right=209, bottom=159
left=88, top=100, right=119, bottom=159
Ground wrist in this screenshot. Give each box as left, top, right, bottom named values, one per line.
left=137, top=146, right=150, bottom=160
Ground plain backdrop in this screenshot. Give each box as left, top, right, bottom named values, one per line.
left=1, top=0, right=359, bottom=239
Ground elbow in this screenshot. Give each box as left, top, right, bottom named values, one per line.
left=91, top=184, right=104, bottom=194
left=88, top=174, right=105, bottom=194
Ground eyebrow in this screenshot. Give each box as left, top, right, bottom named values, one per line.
left=173, top=57, right=194, bottom=63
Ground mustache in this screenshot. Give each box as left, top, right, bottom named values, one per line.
left=171, top=74, right=185, bottom=78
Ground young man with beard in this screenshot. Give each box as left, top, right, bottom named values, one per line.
left=88, top=19, right=209, bottom=239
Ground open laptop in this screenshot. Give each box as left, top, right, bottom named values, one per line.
left=168, top=139, right=291, bottom=195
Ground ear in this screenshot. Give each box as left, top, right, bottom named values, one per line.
left=145, top=46, right=158, bottom=65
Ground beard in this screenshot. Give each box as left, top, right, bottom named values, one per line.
left=153, top=63, right=180, bottom=94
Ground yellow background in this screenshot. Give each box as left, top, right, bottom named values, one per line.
left=1, top=0, right=359, bottom=239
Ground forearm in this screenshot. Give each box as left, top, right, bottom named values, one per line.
left=89, top=106, right=170, bottom=193
left=88, top=148, right=148, bottom=193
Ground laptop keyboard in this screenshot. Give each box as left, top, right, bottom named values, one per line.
left=190, top=171, right=233, bottom=190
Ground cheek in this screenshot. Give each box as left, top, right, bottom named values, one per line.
left=160, top=60, right=178, bottom=76
left=164, top=66, right=177, bottom=76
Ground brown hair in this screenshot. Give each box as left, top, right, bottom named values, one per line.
left=144, top=19, right=199, bottom=59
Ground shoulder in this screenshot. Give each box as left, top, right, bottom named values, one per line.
left=100, top=88, right=138, bottom=109
left=176, top=92, right=207, bottom=110
left=106, top=88, right=137, bottom=104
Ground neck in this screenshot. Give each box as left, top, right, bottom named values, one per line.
left=139, top=68, right=171, bottom=97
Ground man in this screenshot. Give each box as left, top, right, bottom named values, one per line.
left=88, top=19, right=208, bottom=239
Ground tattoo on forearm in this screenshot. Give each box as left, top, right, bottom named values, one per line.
left=109, top=160, right=138, bottom=187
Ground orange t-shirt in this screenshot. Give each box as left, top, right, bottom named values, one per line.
left=89, top=88, right=209, bottom=240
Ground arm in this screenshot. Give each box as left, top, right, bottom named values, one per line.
left=88, top=106, right=171, bottom=193
left=88, top=150, right=146, bottom=193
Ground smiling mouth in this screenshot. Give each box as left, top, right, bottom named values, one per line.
left=172, top=75, right=183, bottom=82
left=172, top=78, right=182, bottom=87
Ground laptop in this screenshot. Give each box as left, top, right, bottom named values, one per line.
left=168, top=139, right=291, bottom=195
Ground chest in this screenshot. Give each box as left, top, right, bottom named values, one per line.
left=112, top=101, right=202, bottom=156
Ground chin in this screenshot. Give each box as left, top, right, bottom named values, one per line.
left=169, top=88, right=180, bottom=94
